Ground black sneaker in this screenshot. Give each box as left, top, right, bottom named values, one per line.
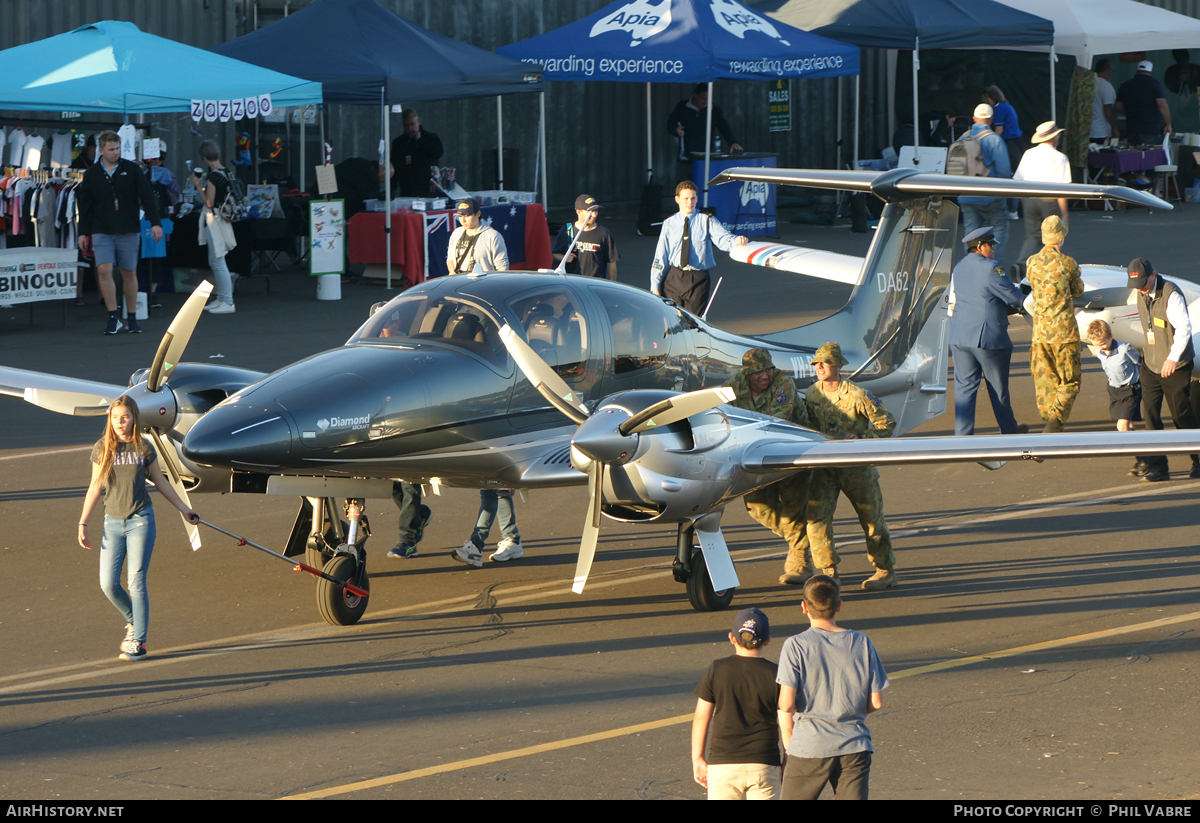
left=1129, top=461, right=1151, bottom=477
left=104, top=314, right=124, bottom=335
left=1140, top=470, right=1170, bottom=483
left=126, top=314, right=142, bottom=334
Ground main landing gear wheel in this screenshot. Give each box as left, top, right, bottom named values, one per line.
left=316, top=553, right=370, bottom=626
left=686, top=549, right=736, bottom=612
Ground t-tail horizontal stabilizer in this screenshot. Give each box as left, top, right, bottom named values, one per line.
left=709, top=168, right=1172, bottom=210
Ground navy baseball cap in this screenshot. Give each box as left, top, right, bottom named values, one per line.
left=1127, top=258, right=1155, bottom=289
left=732, top=607, right=770, bottom=644
left=456, top=199, right=479, bottom=217
left=575, top=194, right=601, bottom=211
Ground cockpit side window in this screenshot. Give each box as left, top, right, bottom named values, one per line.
left=508, top=291, right=588, bottom=382
left=594, top=286, right=671, bottom=375
left=352, top=295, right=506, bottom=366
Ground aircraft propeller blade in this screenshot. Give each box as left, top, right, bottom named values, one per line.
left=147, top=282, right=213, bottom=392
left=147, top=429, right=201, bottom=551
left=620, top=386, right=736, bottom=435
left=572, top=464, right=603, bottom=594
left=0, top=367, right=125, bottom=416
left=498, top=324, right=589, bottom=424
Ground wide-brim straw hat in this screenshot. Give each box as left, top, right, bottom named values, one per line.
left=1031, top=121, right=1065, bottom=143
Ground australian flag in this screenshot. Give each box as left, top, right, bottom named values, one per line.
left=426, top=203, right=528, bottom=276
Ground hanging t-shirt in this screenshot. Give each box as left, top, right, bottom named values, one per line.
left=50, top=132, right=75, bottom=169
left=8, top=128, right=27, bottom=167
left=22, top=135, right=46, bottom=170
left=0, top=129, right=7, bottom=169
left=118, top=124, right=140, bottom=162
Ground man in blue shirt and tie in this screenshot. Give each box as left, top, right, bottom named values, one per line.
left=948, top=226, right=1029, bottom=436
left=651, top=181, right=747, bottom=314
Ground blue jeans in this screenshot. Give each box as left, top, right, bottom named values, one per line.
left=960, top=199, right=1010, bottom=265
left=206, top=224, right=233, bottom=305
left=100, top=510, right=156, bottom=645
left=470, top=489, right=519, bottom=549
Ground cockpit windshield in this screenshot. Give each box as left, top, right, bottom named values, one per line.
left=350, top=294, right=506, bottom=367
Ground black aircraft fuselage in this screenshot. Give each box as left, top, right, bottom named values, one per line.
left=182, top=272, right=813, bottom=489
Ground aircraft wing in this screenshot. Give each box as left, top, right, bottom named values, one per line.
left=729, top=243, right=865, bottom=286
left=742, top=430, right=1200, bottom=471
left=0, top=365, right=126, bottom=417
left=709, top=168, right=1172, bottom=210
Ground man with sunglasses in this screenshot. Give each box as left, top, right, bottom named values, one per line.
left=948, top=226, right=1029, bottom=436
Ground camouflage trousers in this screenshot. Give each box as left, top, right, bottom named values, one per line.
left=805, top=466, right=896, bottom=572
left=743, top=470, right=812, bottom=575
left=1030, top=339, right=1081, bottom=423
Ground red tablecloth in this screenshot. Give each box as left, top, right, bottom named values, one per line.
left=347, top=202, right=552, bottom=283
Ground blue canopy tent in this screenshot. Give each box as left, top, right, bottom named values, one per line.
left=758, top=0, right=1055, bottom=164
left=0, top=20, right=322, bottom=114
left=211, top=0, right=543, bottom=287
left=499, top=0, right=859, bottom=205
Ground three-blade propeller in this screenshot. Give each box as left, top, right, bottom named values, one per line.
left=1, top=283, right=213, bottom=550
left=498, top=324, right=734, bottom=594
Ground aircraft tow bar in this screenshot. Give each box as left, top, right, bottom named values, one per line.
left=197, top=519, right=369, bottom=598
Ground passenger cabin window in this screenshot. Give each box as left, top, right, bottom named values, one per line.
left=594, top=286, right=672, bottom=375
left=508, top=291, right=588, bottom=381
left=352, top=295, right=506, bottom=367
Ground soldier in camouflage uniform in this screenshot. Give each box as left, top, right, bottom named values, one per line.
left=804, top=342, right=899, bottom=591
left=725, top=348, right=814, bottom=586
left=1026, top=214, right=1084, bottom=432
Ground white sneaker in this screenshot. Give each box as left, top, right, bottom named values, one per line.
left=451, top=540, right=483, bottom=568
left=1008, top=211, right=1020, bottom=221
left=123, top=623, right=136, bottom=645
left=207, top=301, right=236, bottom=314
left=489, top=537, right=524, bottom=562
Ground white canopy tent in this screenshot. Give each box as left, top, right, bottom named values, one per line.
left=997, top=0, right=1200, bottom=120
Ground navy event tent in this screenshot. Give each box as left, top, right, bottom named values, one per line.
left=759, top=0, right=1055, bottom=162
left=499, top=0, right=859, bottom=198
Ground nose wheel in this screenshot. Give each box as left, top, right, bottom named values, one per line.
left=316, top=550, right=370, bottom=625
left=674, top=522, right=736, bottom=612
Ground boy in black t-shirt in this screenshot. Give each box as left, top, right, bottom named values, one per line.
left=691, top=607, right=782, bottom=800
left=552, top=194, right=620, bottom=280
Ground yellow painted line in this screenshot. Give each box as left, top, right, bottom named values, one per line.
left=285, top=608, right=1200, bottom=799
left=283, top=714, right=694, bottom=800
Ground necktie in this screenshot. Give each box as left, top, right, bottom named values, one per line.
left=679, top=215, right=691, bottom=269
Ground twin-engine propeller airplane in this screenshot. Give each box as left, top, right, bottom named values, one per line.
left=4, top=168, right=1198, bottom=626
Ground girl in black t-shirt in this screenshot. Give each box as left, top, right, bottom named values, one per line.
left=78, top=397, right=200, bottom=661
left=196, top=139, right=238, bottom=314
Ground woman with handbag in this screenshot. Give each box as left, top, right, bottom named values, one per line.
left=195, top=140, right=238, bottom=314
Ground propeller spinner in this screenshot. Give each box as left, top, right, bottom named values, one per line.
left=497, top=324, right=734, bottom=593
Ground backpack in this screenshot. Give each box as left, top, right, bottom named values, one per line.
left=944, top=129, right=994, bottom=177
left=212, top=168, right=249, bottom=222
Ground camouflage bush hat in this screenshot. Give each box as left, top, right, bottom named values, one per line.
left=811, top=341, right=848, bottom=367
left=1041, top=214, right=1068, bottom=245
left=741, top=347, right=775, bottom=373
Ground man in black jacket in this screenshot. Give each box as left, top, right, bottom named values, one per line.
left=389, top=110, right=444, bottom=197
left=77, top=131, right=162, bottom=335
left=666, top=84, right=742, bottom=183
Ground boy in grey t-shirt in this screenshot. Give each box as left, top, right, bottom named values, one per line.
left=776, top=575, right=889, bottom=800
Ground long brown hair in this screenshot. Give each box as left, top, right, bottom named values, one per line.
left=96, top=396, right=149, bottom=487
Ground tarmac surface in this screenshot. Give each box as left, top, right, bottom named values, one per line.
left=1, top=197, right=1198, bottom=801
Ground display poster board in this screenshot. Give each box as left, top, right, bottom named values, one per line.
left=247, top=184, right=282, bottom=219
left=768, top=80, right=791, bottom=133
left=310, top=200, right=345, bottom=275
left=0, top=248, right=78, bottom=307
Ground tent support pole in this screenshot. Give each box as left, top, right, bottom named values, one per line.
left=300, top=109, right=306, bottom=192
left=854, top=73, right=861, bottom=168
left=913, top=37, right=920, bottom=165
left=837, top=76, right=844, bottom=171
left=1049, top=46, right=1057, bottom=123
left=646, top=82, right=653, bottom=184
left=384, top=94, right=392, bottom=290
left=497, top=97, right=504, bottom=190
left=703, top=81, right=713, bottom=208
left=540, top=91, right=548, bottom=208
